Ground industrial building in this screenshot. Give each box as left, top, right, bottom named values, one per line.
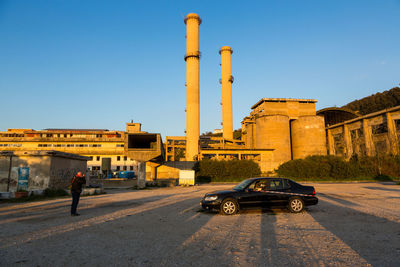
left=320, top=106, right=400, bottom=158
left=178, top=13, right=327, bottom=173
left=2, top=12, right=398, bottom=185
left=241, top=98, right=327, bottom=170
left=0, top=128, right=136, bottom=172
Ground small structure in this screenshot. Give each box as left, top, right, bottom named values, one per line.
left=317, top=107, right=360, bottom=127
left=0, top=150, right=89, bottom=192
left=124, top=123, right=165, bottom=187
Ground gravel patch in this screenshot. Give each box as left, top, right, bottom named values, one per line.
left=0, top=183, right=399, bottom=266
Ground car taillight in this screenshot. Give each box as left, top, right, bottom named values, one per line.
left=312, top=189, right=316, bottom=196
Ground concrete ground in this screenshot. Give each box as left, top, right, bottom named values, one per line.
left=0, top=183, right=399, bottom=267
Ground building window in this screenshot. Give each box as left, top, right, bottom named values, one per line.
left=117, top=156, right=120, bottom=161
left=96, top=156, right=100, bottom=161
left=38, top=144, right=52, bottom=147
left=116, top=166, right=120, bottom=171
left=96, top=134, right=102, bottom=138
left=89, top=156, right=93, bottom=161
left=374, top=140, right=387, bottom=155
left=124, top=156, right=127, bottom=161
left=130, top=166, right=133, bottom=171
left=123, top=166, right=127, bottom=171
left=64, top=134, right=67, bottom=138
left=395, top=119, right=400, bottom=132
left=372, top=123, right=388, bottom=135
left=116, top=144, right=124, bottom=147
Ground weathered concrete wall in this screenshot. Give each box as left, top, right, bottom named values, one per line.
left=0, top=155, right=51, bottom=192
left=291, top=116, right=327, bottom=159
left=255, top=115, right=291, bottom=170
left=50, top=156, right=86, bottom=189
left=146, top=162, right=180, bottom=180
left=0, top=151, right=88, bottom=192
left=0, top=156, right=13, bottom=192
left=251, top=99, right=317, bottom=119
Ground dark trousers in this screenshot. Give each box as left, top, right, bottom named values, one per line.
left=71, top=191, right=81, bottom=215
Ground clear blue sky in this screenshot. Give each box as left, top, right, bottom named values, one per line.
left=1, top=0, right=399, bottom=137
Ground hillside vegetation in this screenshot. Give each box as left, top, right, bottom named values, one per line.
left=343, top=87, right=400, bottom=115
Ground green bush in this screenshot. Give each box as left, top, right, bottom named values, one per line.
left=276, top=155, right=400, bottom=181
left=194, top=159, right=261, bottom=183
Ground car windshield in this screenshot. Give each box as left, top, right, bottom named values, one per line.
left=233, top=179, right=254, bottom=191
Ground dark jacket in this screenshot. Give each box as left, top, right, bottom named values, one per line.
left=71, top=176, right=86, bottom=193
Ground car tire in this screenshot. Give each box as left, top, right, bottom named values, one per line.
left=220, top=198, right=239, bottom=215
left=288, top=197, right=304, bottom=213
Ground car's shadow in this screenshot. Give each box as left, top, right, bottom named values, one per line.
left=197, top=206, right=312, bottom=215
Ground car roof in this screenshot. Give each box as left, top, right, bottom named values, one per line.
left=249, top=177, right=285, bottom=180
left=245, top=177, right=289, bottom=182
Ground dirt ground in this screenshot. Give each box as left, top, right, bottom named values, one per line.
left=0, top=182, right=399, bottom=267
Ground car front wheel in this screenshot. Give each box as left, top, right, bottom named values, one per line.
left=220, top=198, right=239, bottom=215
left=288, top=197, right=304, bottom=213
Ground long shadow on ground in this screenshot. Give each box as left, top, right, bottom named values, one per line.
left=309, top=197, right=400, bottom=266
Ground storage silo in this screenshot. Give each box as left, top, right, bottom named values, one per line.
left=255, top=115, right=291, bottom=169
left=291, top=115, right=327, bottom=159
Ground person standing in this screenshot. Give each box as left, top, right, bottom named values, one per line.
left=71, top=171, right=86, bottom=216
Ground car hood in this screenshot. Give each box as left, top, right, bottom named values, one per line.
left=206, top=190, right=237, bottom=196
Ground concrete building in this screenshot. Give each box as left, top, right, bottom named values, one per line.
left=322, top=105, right=400, bottom=158
left=241, top=98, right=327, bottom=171
left=165, top=136, right=186, bottom=162
left=0, top=128, right=136, bottom=173
left=124, top=122, right=164, bottom=162
left=165, top=97, right=327, bottom=173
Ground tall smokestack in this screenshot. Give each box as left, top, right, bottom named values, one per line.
left=184, top=13, right=201, bottom=161
left=220, top=46, right=234, bottom=140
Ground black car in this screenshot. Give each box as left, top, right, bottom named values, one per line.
left=201, top=177, right=318, bottom=215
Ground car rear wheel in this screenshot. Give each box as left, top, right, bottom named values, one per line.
left=220, top=198, right=239, bottom=215
left=288, top=197, right=304, bottom=213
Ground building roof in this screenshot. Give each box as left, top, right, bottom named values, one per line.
left=316, top=107, right=360, bottom=126
left=251, top=98, right=318, bottom=110
left=43, top=129, right=109, bottom=132
left=326, top=105, right=400, bottom=128
left=0, top=150, right=90, bottom=160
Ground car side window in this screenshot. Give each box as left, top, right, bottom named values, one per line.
left=272, top=179, right=283, bottom=190
left=252, top=180, right=271, bottom=191
left=282, top=179, right=291, bottom=189
left=247, top=181, right=257, bottom=190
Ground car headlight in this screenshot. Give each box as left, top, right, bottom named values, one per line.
left=204, top=195, right=218, bottom=201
